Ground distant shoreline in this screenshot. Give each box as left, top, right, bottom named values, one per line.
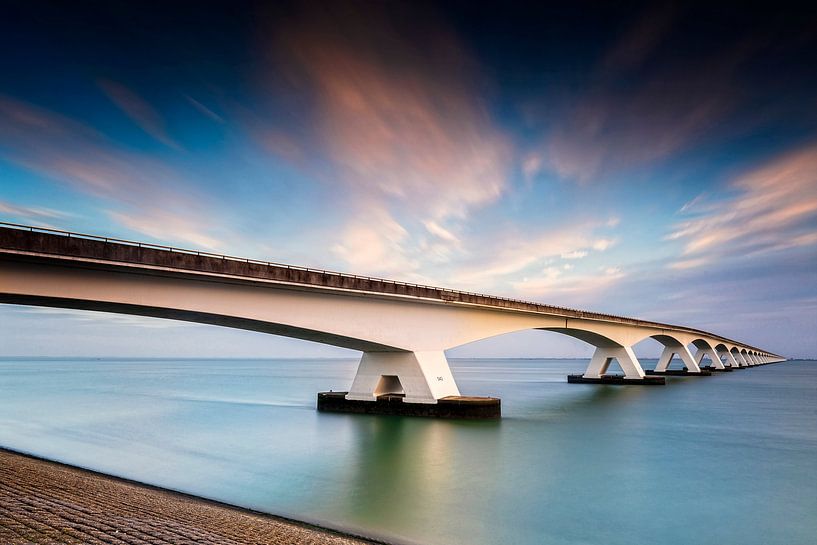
left=0, top=446, right=394, bottom=545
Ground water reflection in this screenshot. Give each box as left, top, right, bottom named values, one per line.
left=340, top=414, right=502, bottom=532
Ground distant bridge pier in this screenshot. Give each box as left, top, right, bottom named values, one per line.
left=695, top=345, right=730, bottom=372
left=568, top=345, right=665, bottom=384
left=717, top=346, right=742, bottom=368
left=645, top=338, right=709, bottom=376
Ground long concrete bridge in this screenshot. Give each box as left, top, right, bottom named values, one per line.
left=0, top=223, right=785, bottom=413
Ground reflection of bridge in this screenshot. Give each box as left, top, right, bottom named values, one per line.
left=0, top=223, right=785, bottom=408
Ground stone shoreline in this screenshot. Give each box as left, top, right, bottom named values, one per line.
left=0, top=448, right=384, bottom=545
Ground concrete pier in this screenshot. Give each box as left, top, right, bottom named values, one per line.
left=317, top=392, right=501, bottom=419
left=646, top=369, right=712, bottom=376
left=567, top=374, right=665, bottom=385
left=701, top=365, right=734, bottom=372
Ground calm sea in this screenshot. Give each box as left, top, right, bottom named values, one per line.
left=0, top=357, right=815, bottom=545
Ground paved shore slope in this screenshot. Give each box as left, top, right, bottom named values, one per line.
left=0, top=449, right=378, bottom=545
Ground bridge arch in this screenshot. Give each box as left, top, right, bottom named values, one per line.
left=690, top=339, right=725, bottom=369
left=730, top=346, right=746, bottom=367
left=713, top=343, right=740, bottom=368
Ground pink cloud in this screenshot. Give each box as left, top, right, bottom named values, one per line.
left=258, top=3, right=512, bottom=277
left=667, top=141, right=817, bottom=266
left=276, top=9, right=510, bottom=219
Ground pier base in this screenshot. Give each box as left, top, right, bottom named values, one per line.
left=646, top=369, right=712, bottom=376
left=567, top=374, right=665, bottom=385
left=701, top=366, right=733, bottom=372
left=317, top=392, right=500, bottom=419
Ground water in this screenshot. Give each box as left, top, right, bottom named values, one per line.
left=0, top=357, right=815, bottom=545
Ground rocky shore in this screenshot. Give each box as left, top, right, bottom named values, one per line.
left=0, top=448, right=380, bottom=545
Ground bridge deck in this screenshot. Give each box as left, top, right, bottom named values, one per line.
left=0, top=223, right=775, bottom=356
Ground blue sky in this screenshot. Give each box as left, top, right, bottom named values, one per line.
left=1, top=1, right=816, bottom=358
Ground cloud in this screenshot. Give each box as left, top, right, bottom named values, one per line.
left=0, top=199, right=70, bottom=222
left=538, top=5, right=759, bottom=184
left=330, top=207, right=417, bottom=276
left=423, top=220, right=460, bottom=243
left=522, top=153, right=543, bottom=182
left=512, top=266, right=625, bottom=299
left=444, top=219, right=623, bottom=296
left=184, top=94, right=225, bottom=124
left=262, top=2, right=511, bottom=274
left=99, top=79, right=179, bottom=149
left=561, top=250, right=588, bottom=260
left=546, top=67, right=736, bottom=183
left=592, top=238, right=615, bottom=251
left=668, top=257, right=710, bottom=270
left=0, top=95, right=221, bottom=248
left=110, top=210, right=222, bottom=250
left=667, top=141, right=817, bottom=267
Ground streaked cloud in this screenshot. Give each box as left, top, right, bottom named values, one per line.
left=0, top=95, right=222, bottom=248
left=561, top=250, right=588, bottom=260
left=110, top=210, right=222, bottom=250
left=183, top=94, right=225, bottom=124
left=99, top=79, right=179, bottom=149
left=545, top=67, right=736, bottom=183
left=512, top=264, right=625, bottom=299
left=0, top=199, right=70, bottom=222
left=536, top=5, right=753, bottom=184
left=667, top=141, right=817, bottom=266
left=446, top=220, right=622, bottom=295
left=263, top=3, right=510, bottom=275
left=331, top=207, right=416, bottom=275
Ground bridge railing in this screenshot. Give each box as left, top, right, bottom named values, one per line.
left=0, top=221, right=777, bottom=356
left=0, top=220, right=590, bottom=312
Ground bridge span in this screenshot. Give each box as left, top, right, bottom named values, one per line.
left=0, top=223, right=785, bottom=415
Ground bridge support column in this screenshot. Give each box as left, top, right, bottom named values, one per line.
left=736, top=353, right=750, bottom=367
left=654, top=343, right=702, bottom=373
left=695, top=347, right=726, bottom=370
left=345, top=351, right=460, bottom=404
left=718, top=349, right=741, bottom=368
left=583, top=346, right=646, bottom=379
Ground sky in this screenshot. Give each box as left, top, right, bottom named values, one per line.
left=1, top=0, right=816, bottom=359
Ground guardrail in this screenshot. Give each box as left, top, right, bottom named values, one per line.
left=0, top=220, right=589, bottom=313
left=0, top=220, right=778, bottom=356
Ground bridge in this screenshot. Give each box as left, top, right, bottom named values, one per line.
left=0, top=223, right=785, bottom=416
